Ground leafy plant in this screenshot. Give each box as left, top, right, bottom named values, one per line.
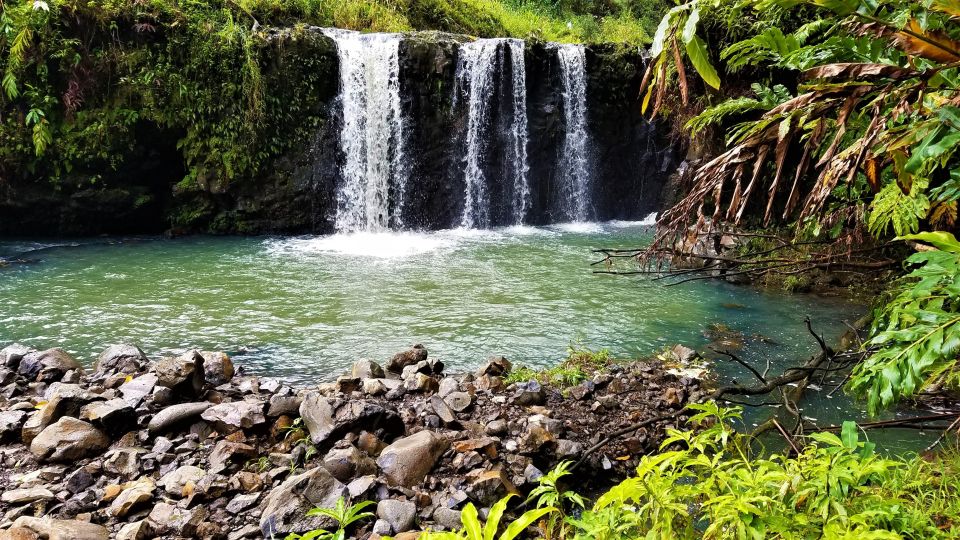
left=849, top=231, right=960, bottom=414
left=284, top=497, right=376, bottom=540
left=415, top=495, right=556, bottom=540
left=526, top=461, right=585, bottom=539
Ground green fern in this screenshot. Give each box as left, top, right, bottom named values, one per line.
left=867, top=178, right=931, bottom=237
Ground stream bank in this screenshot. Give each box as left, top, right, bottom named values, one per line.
left=0, top=343, right=699, bottom=539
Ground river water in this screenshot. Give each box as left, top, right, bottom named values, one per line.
left=5, top=221, right=933, bottom=448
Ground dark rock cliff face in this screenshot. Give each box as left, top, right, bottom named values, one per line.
left=0, top=29, right=679, bottom=236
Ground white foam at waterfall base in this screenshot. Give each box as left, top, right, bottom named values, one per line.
left=550, top=222, right=604, bottom=234
left=266, top=232, right=457, bottom=259
left=606, top=212, right=658, bottom=228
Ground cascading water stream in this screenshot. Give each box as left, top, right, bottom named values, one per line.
left=455, top=40, right=500, bottom=229
left=323, top=29, right=408, bottom=232
left=555, top=43, right=592, bottom=222
left=505, top=39, right=531, bottom=225
left=455, top=39, right=530, bottom=228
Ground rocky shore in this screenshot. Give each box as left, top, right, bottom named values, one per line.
left=0, top=343, right=703, bottom=539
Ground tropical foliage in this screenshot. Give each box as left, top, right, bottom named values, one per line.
left=640, top=0, right=960, bottom=413
left=850, top=232, right=960, bottom=414
left=356, top=405, right=960, bottom=539
left=284, top=497, right=375, bottom=540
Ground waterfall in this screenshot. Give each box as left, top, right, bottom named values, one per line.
left=506, top=39, right=530, bottom=225
left=555, top=43, right=592, bottom=222
left=455, top=39, right=530, bottom=228
left=323, top=29, right=407, bottom=232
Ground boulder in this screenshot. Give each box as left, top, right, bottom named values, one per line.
left=119, top=373, right=158, bottom=407
left=148, top=502, right=206, bottom=537
left=267, top=395, right=302, bottom=417
left=18, top=348, right=83, bottom=381
left=377, top=499, right=417, bottom=534
left=79, top=398, right=137, bottom=437
left=154, top=351, right=205, bottom=397
left=0, top=410, right=27, bottom=442
left=432, top=507, right=463, bottom=530
left=444, top=392, right=472, bottom=412
left=94, top=344, right=148, bottom=375
left=200, top=351, right=235, bottom=385
left=1, top=487, right=55, bottom=505
left=226, top=492, right=261, bottom=514
left=352, top=359, right=385, bottom=379
left=208, top=440, right=256, bottom=472
left=116, top=520, right=158, bottom=540
left=429, top=395, right=456, bottom=424
left=299, top=393, right=404, bottom=448
left=148, top=401, right=212, bottom=434
left=386, top=344, right=428, bottom=373
left=322, top=444, right=377, bottom=482
left=513, top=380, right=545, bottom=406
left=1, top=343, right=34, bottom=368
left=109, top=477, right=156, bottom=518
left=159, top=465, right=207, bottom=497
left=9, top=517, right=108, bottom=540
left=201, top=401, right=266, bottom=434
left=30, top=417, right=110, bottom=462
left=377, top=430, right=448, bottom=487
left=259, top=467, right=347, bottom=537
left=465, top=469, right=518, bottom=505
left=30, top=383, right=100, bottom=439
left=477, top=356, right=512, bottom=377
left=103, top=448, right=143, bottom=477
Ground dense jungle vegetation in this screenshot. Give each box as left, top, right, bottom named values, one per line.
left=7, top=0, right=960, bottom=537
left=0, top=0, right=661, bottom=204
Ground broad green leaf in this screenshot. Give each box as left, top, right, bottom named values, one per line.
left=484, top=495, right=513, bottom=540
left=840, top=421, right=858, bottom=449
left=681, top=4, right=700, bottom=44
left=460, top=503, right=482, bottom=540
left=498, top=507, right=556, bottom=540
left=899, top=232, right=960, bottom=254
left=684, top=36, right=721, bottom=89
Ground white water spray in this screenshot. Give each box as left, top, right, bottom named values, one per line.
left=323, top=29, right=407, bottom=232
left=555, top=43, right=592, bottom=222
left=506, top=39, right=530, bottom=225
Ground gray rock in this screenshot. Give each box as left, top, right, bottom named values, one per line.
left=201, top=401, right=266, bottom=434
left=148, top=502, right=206, bottom=536
left=200, top=350, right=235, bottom=385
left=10, top=517, right=109, bottom=540
left=228, top=524, right=262, bottom=540
left=405, top=373, right=439, bottom=393
left=347, top=475, right=377, bottom=498
left=513, top=380, right=546, bottom=406
left=386, top=344, right=428, bottom=373
left=477, top=356, right=512, bottom=377
left=430, top=395, right=457, bottom=424
left=352, top=359, right=385, bottom=379
left=154, top=351, right=205, bottom=397
left=377, top=499, right=417, bottom=533
left=1, top=487, right=55, bottom=504
left=109, top=477, right=155, bottom=518
left=65, top=467, right=95, bottom=494
left=31, top=383, right=100, bottom=439
left=267, top=395, right=302, bottom=417
left=147, top=401, right=212, bottom=434
left=158, top=465, right=206, bottom=497
left=0, top=409, right=27, bottom=442
left=523, top=463, right=544, bottom=483
left=259, top=467, right=347, bottom=537
left=116, top=520, right=158, bottom=540
left=227, top=492, right=261, bottom=514
left=433, top=507, right=463, bottom=530
left=445, top=391, right=472, bottom=412
left=119, top=372, right=158, bottom=407
left=208, top=440, right=256, bottom=472
left=94, top=344, right=148, bottom=375
left=438, top=377, right=459, bottom=397
left=377, top=430, right=448, bottom=487
left=1, top=343, right=34, bottom=368
left=322, top=444, right=376, bottom=482
left=103, top=447, right=143, bottom=477
left=30, top=417, right=110, bottom=462
left=18, top=348, right=83, bottom=381
left=485, top=419, right=508, bottom=436
left=299, top=393, right=404, bottom=448
left=79, top=398, right=136, bottom=437
left=372, top=519, right=392, bottom=536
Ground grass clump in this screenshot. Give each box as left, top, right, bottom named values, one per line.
left=505, top=343, right=614, bottom=388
